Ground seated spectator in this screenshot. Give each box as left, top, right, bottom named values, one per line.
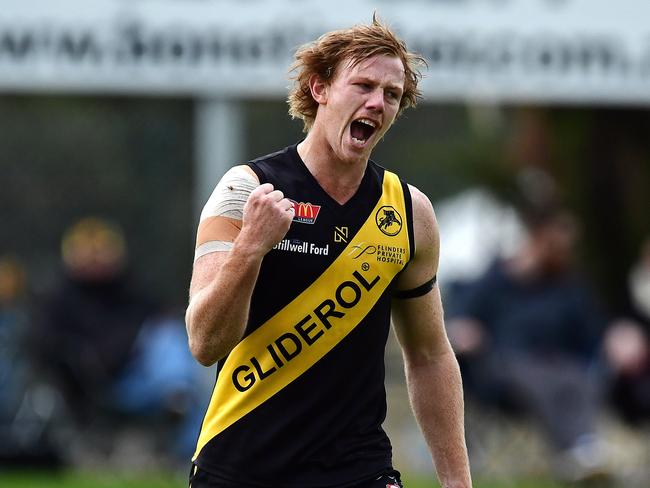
left=604, top=236, right=650, bottom=423
left=35, top=219, right=149, bottom=418
left=0, top=255, right=62, bottom=467
left=34, top=217, right=202, bottom=462
left=0, top=255, right=29, bottom=425
left=447, top=202, right=609, bottom=482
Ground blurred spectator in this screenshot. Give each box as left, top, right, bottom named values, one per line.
left=34, top=217, right=202, bottom=463
left=0, top=255, right=29, bottom=423
left=0, top=255, right=62, bottom=467
left=35, top=218, right=149, bottom=417
left=447, top=201, right=609, bottom=482
left=628, top=237, right=650, bottom=323
left=435, top=188, right=524, bottom=287
left=604, top=236, right=650, bottom=423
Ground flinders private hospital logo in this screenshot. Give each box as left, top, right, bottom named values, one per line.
left=290, top=200, right=321, bottom=224
left=348, top=242, right=406, bottom=266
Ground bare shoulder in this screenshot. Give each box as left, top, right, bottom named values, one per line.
left=407, top=184, right=439, bottom=254
left=394, top=184, right=439, bottom=290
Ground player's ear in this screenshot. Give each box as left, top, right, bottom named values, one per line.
left=309, top=74, right=328, bottom=105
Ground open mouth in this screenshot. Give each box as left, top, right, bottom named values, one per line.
left=350, top=118, right=377, bottom=145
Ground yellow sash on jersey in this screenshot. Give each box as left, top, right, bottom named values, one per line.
left=193, top=170, right=410, bottom=460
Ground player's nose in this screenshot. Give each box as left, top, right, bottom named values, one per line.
left=365, top=88, right=385, bottom=113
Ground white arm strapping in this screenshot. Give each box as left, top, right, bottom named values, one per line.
left=194, top=166, right=259, bottom=261
left=199, top=166, right=259, bottom=221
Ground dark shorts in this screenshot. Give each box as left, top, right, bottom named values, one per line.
left=189, top=465, right=403, bottom=488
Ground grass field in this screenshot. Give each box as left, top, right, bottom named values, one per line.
left=0, top=470, right=569, bottom=488
left=0, top=471, right=183, bottom=488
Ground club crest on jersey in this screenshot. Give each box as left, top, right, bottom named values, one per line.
left=290, top=200, right=321, bottom=224
left=375, top=206, right=402, bottom=236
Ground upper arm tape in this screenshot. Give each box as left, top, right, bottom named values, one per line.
left=392, top=275, right=437, bottom=299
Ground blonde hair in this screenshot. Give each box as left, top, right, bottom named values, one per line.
left=61, top=217, right=126, bottom=270
left=288, top=15, right=426, bottom=132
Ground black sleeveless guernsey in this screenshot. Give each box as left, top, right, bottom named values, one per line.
left=192, top=144, right=415, bottom=487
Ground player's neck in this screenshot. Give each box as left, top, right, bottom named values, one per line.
left=297, top=133, right=367, bottom=205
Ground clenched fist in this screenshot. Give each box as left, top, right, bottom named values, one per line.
left=238, top=183, right=294, bottom=255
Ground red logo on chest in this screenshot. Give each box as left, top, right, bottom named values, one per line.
left=290, top=201, right=321, bottom=224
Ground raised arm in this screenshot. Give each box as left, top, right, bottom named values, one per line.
left=185, top=165, right=294, bottom=366
left=391, top=186, right=472, bottom=488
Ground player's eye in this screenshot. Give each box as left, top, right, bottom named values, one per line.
left=386, top=91, right=400, bottom=102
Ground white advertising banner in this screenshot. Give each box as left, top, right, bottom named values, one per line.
left=1, top=0, right=649, bottom=104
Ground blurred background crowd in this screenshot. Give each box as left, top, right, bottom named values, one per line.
left=0, top=217, right=207, bottom=471
left=2, top=0, right=650, bottom=486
